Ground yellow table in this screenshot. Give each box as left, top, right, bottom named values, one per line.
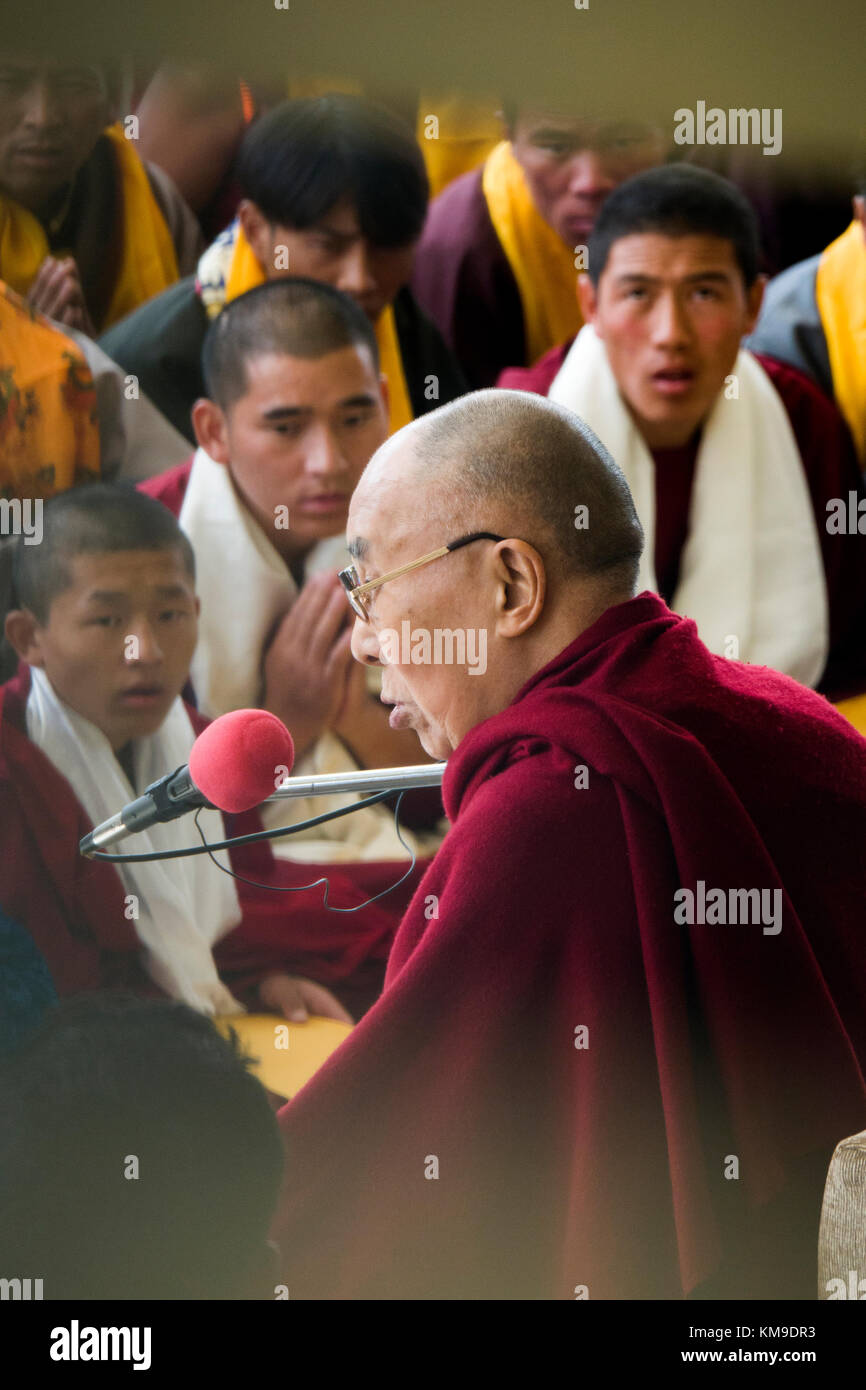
left=834, top=695, right=866, bottom=738
left=214, top=1013, right=352, bottom=1101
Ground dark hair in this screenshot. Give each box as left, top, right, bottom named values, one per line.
left=587, top=163, right=760, bottom=287
left=202, top=276, right=380, bottom=413
left=237, top=94, right=428, bottom=247
left=12, top=483, right=195, bottom=625
left=0, top=993, right=284, bottom=1299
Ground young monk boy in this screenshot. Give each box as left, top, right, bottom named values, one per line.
left=0, top=485, right=397, bottom=1021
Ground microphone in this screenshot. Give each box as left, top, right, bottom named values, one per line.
left=267, top=763, right=446, bottom=799
left=79, top=709, right=295, bottom=856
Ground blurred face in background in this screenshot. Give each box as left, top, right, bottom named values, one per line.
left=509, top=109, right=664, bottom=247
left=240, top=195, right=416, bottom=323
left=0, top=57, right=111, bottom=215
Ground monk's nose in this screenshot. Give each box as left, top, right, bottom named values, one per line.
left=22, top=77, right=64, bottom=133
left=565, top=149, right=615, bottom=198
left=650, top=291, right=691, bottom=346
left=126, top=622, right=164, bottom=664
left=351, top=614, right=381, bottom=666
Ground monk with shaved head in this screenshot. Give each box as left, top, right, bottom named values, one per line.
left=273, top=389, right=866, bottom=1300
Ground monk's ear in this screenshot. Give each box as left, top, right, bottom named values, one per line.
left=192, top=397, right=231, bottom=465
left=378, top=372, right=390, bottom=421
left=491, top=540, right=546, bottom=638
left=238, top=199, right=272, bottom=271
left=743, top=273, right=766, bottom=335
left=577, top=273, right=599, bottom=328
left=853, top=195, right=866, bottom=241
left=4, top=609, right=44, bottom=666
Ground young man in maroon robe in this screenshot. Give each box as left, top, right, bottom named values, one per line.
left=271, top=389, right=866, bottom=1299
left=140, top=278, right=444, bottom=882
left=410, top=105, right=663, bottom=388
left=0, top=485, right=399, bottom=1022
left=498, top=164, right=866, bottom=699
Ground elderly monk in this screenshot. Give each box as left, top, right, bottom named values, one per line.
left=271, top=389, right=866, bottom=1300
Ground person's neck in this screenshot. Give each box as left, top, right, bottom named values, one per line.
left=624, top=401, right=703, bottom=453
left=228, top=474, right=317, bottom=586
left=115, top=741, right=136, bottom=786
left=16, top=182, right=74, bottom=229
left=267, top=533, right=316, bottom=588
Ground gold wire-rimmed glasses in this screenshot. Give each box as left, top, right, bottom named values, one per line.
left=338, top=532, right=505, bottom=621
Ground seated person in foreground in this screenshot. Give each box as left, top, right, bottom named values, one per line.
left=747, top=174, right=866, bottom=471
left=0, top=55, right=201, bottom=334
left=141, top=278, right=445, bottom=869
left=272, top=390, right=866, bottom=1299
left=100, top=94, right=467, bottom=441
left=1, top=486, right=399, bottom=1022
left=499, top=163, right=866, bottom=698
left=0, top=993, right=284, bottom=1299
left=411, top=102, right=663, bottom=386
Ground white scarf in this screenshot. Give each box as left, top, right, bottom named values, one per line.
left=26, top=666, right=244, bottom=1015
left=180, top=447, right=444, bottom=863
left=548, top=326, right=829, bottom=687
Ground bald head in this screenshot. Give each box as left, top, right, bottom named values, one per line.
left=364, top=389, right=644, bottom=597
left=347, top=390, right=645, bottom=760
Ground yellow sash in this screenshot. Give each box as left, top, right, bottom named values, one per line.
left=0, top=124, right=179, bottom=332
left=816, top=220, right=866, bottom=467
left=222, top=223, right=413, bottom=434
left=481, top=140, right=584, bottom=367
left=0, top=281, right=100, bottom=499
left=417, top=95, right=503, bottom=200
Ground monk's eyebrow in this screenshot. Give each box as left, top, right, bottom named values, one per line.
left=85, top=586, right=190, bottom=602
left=615, top=271, right=733, bottom=286
left=261, top=406, right=308, bottom=420
left=347, top=537, right=369, bottom=561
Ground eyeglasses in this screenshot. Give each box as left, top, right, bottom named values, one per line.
left=338, top=532, right=505, bottom=621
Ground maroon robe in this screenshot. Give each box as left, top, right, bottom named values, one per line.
left=272, top=593, right=866, bottom=1299
left=0, top=666, right=415, bottom=1019
left=411, top=165, right=525, bottom=389
left=498, top=345, right=866, bottom=700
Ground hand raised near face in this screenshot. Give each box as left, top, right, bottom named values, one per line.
left=26, top=256, right=95, bottom=336
left=261, top=571, right=356, bottom=761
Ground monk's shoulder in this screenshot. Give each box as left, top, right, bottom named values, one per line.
left=454, top=734, right=616, bottom=828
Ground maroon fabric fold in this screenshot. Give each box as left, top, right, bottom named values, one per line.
left=273, top=592, right=866, bottom=1298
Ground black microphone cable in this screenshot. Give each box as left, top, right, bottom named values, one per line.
left=84, top=791, right=420, bottom=912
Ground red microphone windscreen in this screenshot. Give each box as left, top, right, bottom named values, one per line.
left=188, top=709, right=295, bottom=814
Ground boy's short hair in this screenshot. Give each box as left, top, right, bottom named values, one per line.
left=237, top=93, right=428, bottom=248
left=201, top=276, right=381, bottom=414
left=12, top=483, right=196, bottom=626
left=587, top=163, right=761, bottom=288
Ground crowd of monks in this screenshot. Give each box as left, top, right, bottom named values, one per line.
left=1, top=57, right=866, bottom=1301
